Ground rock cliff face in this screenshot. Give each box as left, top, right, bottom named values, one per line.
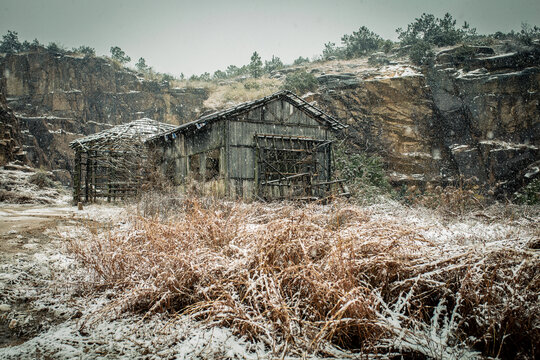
left=427, top=47, right=540, bottom=194
left=311, top=69, right=442, bottom=185
left=0, top=49, right=209, bottom=182
left=0, top=92, right=25, bottom=166
left=1, top=46, right=538, bottom=194
left=309, top=46, right=540, bottom=194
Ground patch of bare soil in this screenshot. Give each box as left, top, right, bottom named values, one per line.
left=0, top=204, right=79, bottom=346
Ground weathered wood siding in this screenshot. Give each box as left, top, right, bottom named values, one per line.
left=228, top=98, right=331, bottom=199
left=159, top=98, right=334, bottom=199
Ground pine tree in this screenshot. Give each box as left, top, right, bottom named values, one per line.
left=110, top=46, right=131, bottom=64
left=0, top=30, right=22, bottom=54
left=249, top=51, right=263, bottom=78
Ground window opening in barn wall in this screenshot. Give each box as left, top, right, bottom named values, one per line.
left=205, top=148, right=220, bottom=181
left=188, top=154, right=201, bottom=181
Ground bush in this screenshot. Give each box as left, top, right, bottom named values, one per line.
left=514, top=178, right=540, bottom=205
left=518, top=22, right=540, bottom=45
left=135, top=57, right=149, bottom=72
left=28, top=170, right=55, bottom=189
left=281, top=70, right=318, bottom=95
left=408, top=40, right=434, bottom=65
left=367, top=52, right=390, bottom=66
left=404, top=179, right=486, bottom=216
left=110, top=46, right=131, bottom=64
left=333, top=142, right=392, bottom=201
left=322, top=41, right=344, bottom=60
left=0, top=30, right=22, bottom=54
left=249, top=51, right=263, bottom=78
left=69, top=196, right=539, bottom=358
left=341, top=26, right=383, bottom=58
left=293, top=56, right=310, bottom=65
left=397, top=12, right=470, bottom=47
left=73, top=45, right=95, bottom=57
left=264, top=55, right=283, bottom=73
left=47, top=42, right=66, bottom=53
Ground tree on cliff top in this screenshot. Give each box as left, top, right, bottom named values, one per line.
left=136, top=57, right=149, bottom=72
left=341, top=26, right=383, bottom=58
left=249, top=51, right=263, bottom=78
left=396, top=13, right=472, bottom=47
left=0, top=30, right=22, bottom=54
left=110, top=46, right=131, bottom=64
left=264, top=55, right=283, bottom=74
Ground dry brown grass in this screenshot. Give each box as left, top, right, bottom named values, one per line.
left=67, top=197, right=539, bottom=358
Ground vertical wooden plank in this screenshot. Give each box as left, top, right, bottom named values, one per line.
left=73, top=149, right=81, bottom=204
left=84, top=153, right=89, bottom=202
left=225, top=119, right=230, bottom=197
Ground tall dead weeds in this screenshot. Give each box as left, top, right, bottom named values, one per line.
left=67, top=197, right=539, bottom=358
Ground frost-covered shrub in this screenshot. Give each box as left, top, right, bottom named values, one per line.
left=514, top=178, right=540, bottom=205
left=403, top=178, right=486, bottom=215
left=334, top=142, right=392, bottom=201
left=28, top=170, right=55, bottom=189
left=69, top=196, right=539, bottom=358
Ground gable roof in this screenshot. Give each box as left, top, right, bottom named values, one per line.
left=70, top=118, right=177, bottom=151
left=146, top=90, right=347, bottom=143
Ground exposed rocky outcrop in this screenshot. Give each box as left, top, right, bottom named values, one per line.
left=427, top=45, right=540, bottom=194
left=306, top=45, right=539, bottom=194
left=0, top=50, right=209, bottom=182
left=0, top=92, right=26, bottom=166
left=311, top=68, right=441, bottom=185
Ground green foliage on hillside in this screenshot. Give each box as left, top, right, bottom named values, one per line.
left=408, top=40, right=435, bottom=65
left=0, top=30, right=22, bottom=53
left=281, top=70, right=318, bottom=95
left=333, top=142, right=392, bottom=200
left=110, top=46, right=131, bottom=64
left=396, top=13, right=478, bottom=65
left=514, top=178, right=540, bottom=205
left=342, top=26, right=383, bottom=58
left=293, top=56, right=310, bottom=65
left=321, top=26, right=390, bottom=61
left=249, top=51, right=263, bottom=78
left=46, top=42, right=65, bottom=53
left=264, top=55, right=283, bottom=73
left=396, top=13, right=477, bottom=47
left=136, top=57, right=149, bottom=72
left=72, top=45, right=95, bottom=57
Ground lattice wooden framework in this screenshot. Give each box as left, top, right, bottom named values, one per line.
left=70, top=119, right=176, bottom=203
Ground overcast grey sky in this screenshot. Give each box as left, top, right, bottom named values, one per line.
left=1, top=0, right=539, bottom=76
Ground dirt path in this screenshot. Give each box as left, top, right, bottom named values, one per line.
left=0, top=204, right=76, bottom=236
left=0, top=202, right=126, bottom=351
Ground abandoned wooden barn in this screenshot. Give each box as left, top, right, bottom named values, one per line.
left=70, top=118, right=176, bottom=203
left=146, top=90, right=348, bottom=200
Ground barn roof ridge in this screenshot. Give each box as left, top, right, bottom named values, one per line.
left=146, top=90, right=347, bottom=143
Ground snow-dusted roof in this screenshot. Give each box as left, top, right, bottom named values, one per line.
left=70, top=118, right=176, bottom=151
left=146, top=90, right=347, bottom=143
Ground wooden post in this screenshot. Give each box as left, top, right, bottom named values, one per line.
left=224, top=119, right=230, bottom=197
left=85, top=153, right=90, bottom=202
left=73, top=149, right=82, bottom=204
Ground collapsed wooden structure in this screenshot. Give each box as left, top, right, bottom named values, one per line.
left=70, top=118, right=176, bottom=203
left=147, top=90, right=348, bottom=200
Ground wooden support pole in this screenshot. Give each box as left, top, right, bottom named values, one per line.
left=85, top=153, right=90, bottom=202
left=73, top=150, right=82, bottom=204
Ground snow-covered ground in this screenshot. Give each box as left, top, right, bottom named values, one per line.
left=0, top=196, right=538, bottom=359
